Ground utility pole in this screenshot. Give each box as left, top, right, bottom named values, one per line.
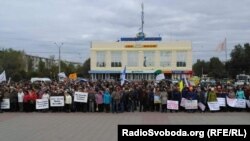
left=54, top=42, right=63, bottom=74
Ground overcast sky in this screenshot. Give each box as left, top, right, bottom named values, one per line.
left=0, top=0, right=249, bottom=63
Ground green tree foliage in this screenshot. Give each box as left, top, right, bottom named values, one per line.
left=76, top=58, right=90, bottom=78
left=0, top=49, right=26, bottom=81
left=193, top=57, right=225, bottom=78
left=208, top=57, right=226, bottom=78
left=227, top=43, right=250, bottom=77
left=192, top=59, right=209, bottom=77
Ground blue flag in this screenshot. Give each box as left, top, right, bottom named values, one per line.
left=121, top=66, right=126, bottom=85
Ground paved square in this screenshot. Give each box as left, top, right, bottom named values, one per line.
left=0, top=112, right=249, bottom=141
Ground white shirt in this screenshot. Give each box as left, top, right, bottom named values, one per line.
left=17, top=92, right=24, bottom=103
left=65, top=95, right=72, bottom=104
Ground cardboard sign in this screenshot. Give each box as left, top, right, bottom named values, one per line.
left=167, top=100, right=179, bottom=110
left=50, top=96, right=65, bottom=107
left=74, top=92, right=88, bottom=103
left=36, top=99, right=49, bottom=109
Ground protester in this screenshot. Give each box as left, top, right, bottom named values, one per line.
left=160, top=87, right=168, bottom=113
left=65, top=91, right=72, bottom=112
left=111, top=86, right=120, bottom=113
left=17, top=88, right=24, bottom=112
left=103, top=88, right=111, bottom=113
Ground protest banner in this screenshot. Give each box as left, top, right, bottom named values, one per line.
left=198, top=102, right=206, bottom=111
left=208, top=102, right=220, bottom=111
left=167, top=100, right=179, bottom=110
left=217, top=97, right=226, bottom=107
left=154, top=95, right=161, bottom=104
left=226, top=97, right=236, bottom=107
left=74, top=92, right=88, bottom=103
left=50, top=96, right=64, bottom=107
left=235, top=99, right=246, bottom=108
left=1, top=99, right=10, bottom=109
left=180, top=98, right=186, bottom=107
left=36, top=99, right=49, bottom=109
left=185, top=100, right=198, bottom=109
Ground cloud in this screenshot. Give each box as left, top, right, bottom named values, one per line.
left=0, top=0, right=249, bottom=63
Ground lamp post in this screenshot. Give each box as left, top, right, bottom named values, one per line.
left=54, top=42, right=63, bottom=73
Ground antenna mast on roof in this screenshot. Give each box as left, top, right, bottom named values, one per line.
left=141, top=3, right=144, bottom=33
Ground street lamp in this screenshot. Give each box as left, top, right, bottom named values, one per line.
left=54, top=42, right=63, bottom=73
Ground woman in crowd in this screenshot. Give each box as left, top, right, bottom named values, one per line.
left=103, top=88, right=111, bottom=113
left=160, top=87, right=168, bottom=113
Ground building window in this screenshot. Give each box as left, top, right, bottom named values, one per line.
left=144, top=51, right=155, bottom=67
left=176, top=51, right=187, bottom=67
left=96, top=51, right=106, bottom=67
left=127, top=51, right=138, bottom=67
left=111, top=51, right=122, bottom=67
left=160, top=51, right=171, bottom=67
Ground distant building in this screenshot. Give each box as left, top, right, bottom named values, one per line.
left=89, top=40, right=192, bottom=80
left=24, top=54, right=81, bottom=72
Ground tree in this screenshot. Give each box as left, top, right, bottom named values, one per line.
left=0, top=49, right=26, bottom=81
left=208, top=57, right=226, bottom=78
left=76, top=58, right=90, bottom=78
left=192, top=59, right=209, bottom=77
left=227, top=44, right=248, bottom=77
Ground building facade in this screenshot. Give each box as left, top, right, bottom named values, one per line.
left=24, top=54, right=82, bottom=72
left=89, top=39, right=192, bottom=81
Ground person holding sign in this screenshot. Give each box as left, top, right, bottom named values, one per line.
left=186, top=86, right=198, bottom=113
left=41, top=90, right=50, bottom=112
left=228, top=88, right=236, bottom=112
left=197, top=87, right=207, bottom=112
left=154, top=87, right=161, bottom=112
left=236, top=87, right=246, bottom=112
left=170, top=86, right=181, bottom=113
left=207, top=87, right=217, bottom=112
left=216, top=86, right=227, bottom=112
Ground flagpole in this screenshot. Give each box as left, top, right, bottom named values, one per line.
left=225, top=38, right=227, bottom=62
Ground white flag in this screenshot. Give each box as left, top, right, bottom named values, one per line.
left=183, top=75, right=189, bottom=87
left=216, top=38, right=226, bottom=52
left=156, top=73, right=165, bottom=82
left=120, top=66, right=126, bottom=86
left=0, top=70, right=7, bottom=83
left=58, top=72, right=67, bottom=78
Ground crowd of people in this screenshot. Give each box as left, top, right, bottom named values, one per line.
left=0, top=79, right=249, bottom=113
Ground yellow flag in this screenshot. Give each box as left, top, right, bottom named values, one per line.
left=179, top=80, right=184, bottom=92
left=69, top=73, right=77, bottom=80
